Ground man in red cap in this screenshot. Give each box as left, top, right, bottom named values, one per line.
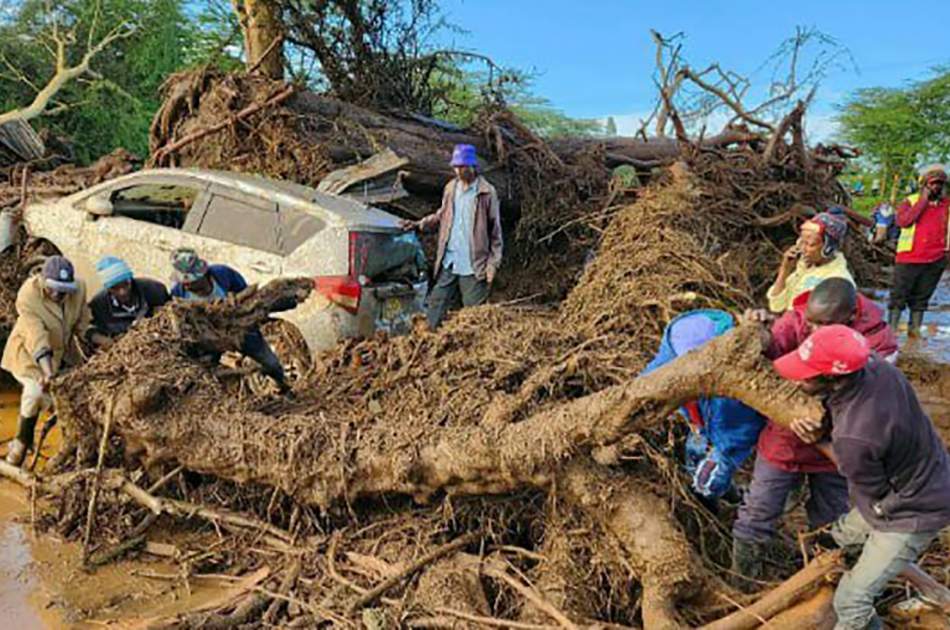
left=889, top=164, right=949, bottom=336
left=401, top=144, right=503, bottom=329
left=774, top=325, right=950, bottom=630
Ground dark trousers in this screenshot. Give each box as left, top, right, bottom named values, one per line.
left=426, top=267, right=490, bottom=329
left=889, top=259, right=947, bottom=312
left=240, top=329, right=285, bottom=384
left=733, top=454, right=849, bottom=543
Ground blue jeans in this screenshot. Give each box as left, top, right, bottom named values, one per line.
left=831, top=508, right=938, bottom=630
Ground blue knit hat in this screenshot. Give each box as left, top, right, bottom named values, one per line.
left=96, top=256, right=133, bottom=290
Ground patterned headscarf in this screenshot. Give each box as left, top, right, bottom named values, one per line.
left=803, top=207, right=848, bottom=259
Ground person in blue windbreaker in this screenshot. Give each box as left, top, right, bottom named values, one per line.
left=643, top=309, right=765, bottom=503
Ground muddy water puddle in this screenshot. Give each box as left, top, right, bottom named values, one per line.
left=870, top=272, right=950, bottom=365
left=0, top=388, right=241, bottom=628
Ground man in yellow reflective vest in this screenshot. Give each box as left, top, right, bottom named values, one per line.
left=888, top=165, right=949, bottom=337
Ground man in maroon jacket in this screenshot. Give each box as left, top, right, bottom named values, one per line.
left=731, top=278, right=898, bottom=588
left=889, top=165, right=948, bottom=336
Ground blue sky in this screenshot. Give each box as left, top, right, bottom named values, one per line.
left=437, top=0, right=949, bottom=139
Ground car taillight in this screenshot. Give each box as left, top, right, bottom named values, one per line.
left=315, top=232, right=367, bottom=314
left=314, top=276, right=361, bottom=314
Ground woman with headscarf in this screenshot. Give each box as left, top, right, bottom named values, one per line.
left=766, top=208, right=854, bottom=312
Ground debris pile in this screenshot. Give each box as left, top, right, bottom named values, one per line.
left=15, top=113, right=913, bottom=628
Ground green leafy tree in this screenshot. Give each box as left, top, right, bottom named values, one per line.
left=837, top=67, right=950, bottom=201
left=0, top=0, right=222, bottom=162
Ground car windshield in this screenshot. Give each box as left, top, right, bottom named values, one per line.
left=351, top=231, right=427, bottom=283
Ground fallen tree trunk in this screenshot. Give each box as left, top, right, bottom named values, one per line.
left=54, top=278, right=821, bottom=511
left=701, top=552, right=843, bottom=630
left=148, top=69, right=768, bottom=215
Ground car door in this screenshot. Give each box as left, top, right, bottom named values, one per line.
left=77, top=176, right=213, bottom=291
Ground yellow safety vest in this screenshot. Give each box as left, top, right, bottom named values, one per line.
left=896, top=193, right=919, bottom=254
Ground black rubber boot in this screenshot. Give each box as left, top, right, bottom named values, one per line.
left=886, top=308, right=901, bottom=331
left=731, top=538, right=766, bottom=593
left=6, top=414, right=38, bottom=466
left=15, top=414, right=38, bottom=451
left=908, top=310, right=925, bottom=338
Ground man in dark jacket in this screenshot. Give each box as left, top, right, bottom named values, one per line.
left=89, top=256, right=169, bottom=342
left=169, top=248, right=288, bottom=392
left=732, top=278, right=898, bottom=587
left=775, top=325, right=950, bottom=630
left=401, top=144, right=503, bottom=329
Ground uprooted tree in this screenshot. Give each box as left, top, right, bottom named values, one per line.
left=23, top=131, right=886, bottom=628
left=0, top=22, right=923, bottom=628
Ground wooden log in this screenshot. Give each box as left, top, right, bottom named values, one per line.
left=701, top=551, right=844, bottom=630
left=762, top=585, right=836, bottom=630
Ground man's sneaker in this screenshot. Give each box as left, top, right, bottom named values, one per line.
left=5, top=439, right=27, bottom=467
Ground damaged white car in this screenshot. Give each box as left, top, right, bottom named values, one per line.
left=22, top=168, right=429, bottom=360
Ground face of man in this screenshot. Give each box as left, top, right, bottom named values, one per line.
left=797, top=229, right=825, bottom=264
left=803, top=300, right=853, bottom=335
left=798, top=375, right=835, bottom=395
left=44, top=288, right=67, bottom=303
left=183, top=275, right=213, bottom=296
left=925, top=176, right=946, bottom=198
left=108, top=279, right=133, bottom=305
left=454, top=166, right=477, bottom=184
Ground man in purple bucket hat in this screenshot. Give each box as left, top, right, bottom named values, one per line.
left=401, top=143, right=503, bottom=328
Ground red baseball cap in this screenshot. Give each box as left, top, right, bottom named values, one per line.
left=773, top=324, right=871, bottom=381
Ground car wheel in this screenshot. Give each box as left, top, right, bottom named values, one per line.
left=242, top=319, right=313, bottom=397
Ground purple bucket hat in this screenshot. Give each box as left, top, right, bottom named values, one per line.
left=450, top=144, right=478, bottom=168
left=669, top=314, right=717, bottom=356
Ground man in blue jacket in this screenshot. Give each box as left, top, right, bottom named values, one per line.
left=170, top=248, right=288, bottom=392
left=644, top=309, right=765, bottom=505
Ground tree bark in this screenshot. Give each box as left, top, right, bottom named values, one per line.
left=233, top=0, right=285, bottom=80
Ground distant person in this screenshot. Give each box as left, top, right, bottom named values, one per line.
left=169, top=248, right=288, bottom=393
left=401, top=144, right=503, bottom=329
left=643, top=309, right=764, bottom=508
left=869, top=202, right=899, bottom=245
left=2, top=257, right=91, bottom=466
left=774, top=325, right=950, bottom=630
left=888, top=165, right=948, bottom=336
left=732, top=279, right=898, bottom=589
left=767, top=208, right=854, bottom=312
left=88, top=256, right=169, bottom=342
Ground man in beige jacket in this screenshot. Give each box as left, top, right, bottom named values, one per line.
left=401, top=144, right=503, bottom=329
left=3, top=256, right=92, bottom=466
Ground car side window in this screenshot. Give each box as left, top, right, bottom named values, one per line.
left=109, top=184, right=200, bottom=229
left=198, top=194, right=281, bottom=253
left=278, top=206, right=324, bottom=254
